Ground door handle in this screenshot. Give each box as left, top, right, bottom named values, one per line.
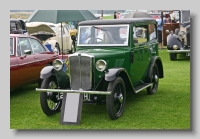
left=34, top=56, right=38, bottom=59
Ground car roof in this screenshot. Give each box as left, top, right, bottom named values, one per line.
left=79, top=18, right=156, bottom=25
left=10, top=18, right=20, bottom=22
left=10, top=34, right=36, bottom=38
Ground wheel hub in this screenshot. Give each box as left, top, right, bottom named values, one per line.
left=154, top=75, right=158, bottom=82
left=118, top=94, right=123, bottom=103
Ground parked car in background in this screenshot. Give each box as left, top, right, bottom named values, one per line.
left=161, top=10, right=190, bottom=60
left=26, top=22, right=75, bottom=54
left=10, top=18, right=23, bottom=34
left=149, top=12, right=161, bottom=22
left=36, top=18, right=164, bottom=120
left=18, top=19, right=27, bottom=34
left=10, top=34, right=59, bottom=91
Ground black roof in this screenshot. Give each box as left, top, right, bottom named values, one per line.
left=79, top=18, right=156, bottom=25
left=10, top=18, right=19, bottom=21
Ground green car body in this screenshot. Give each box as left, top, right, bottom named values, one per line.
left=37, top=18, right=164, bottom=120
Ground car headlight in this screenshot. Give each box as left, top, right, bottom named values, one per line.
left=173, top=45, right=178, bottom=50
left=96, top=60, right=107, bottom=72
left=52, top=59, right=63, bottom=71
left=178, top=31, right=186, bottom=39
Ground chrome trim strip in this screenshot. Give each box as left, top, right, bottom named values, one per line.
left=10, top=64, right=18, bottom=67
left=135, top=83, right=153, bottom=93
left=35, top=88, right=111, bottom=95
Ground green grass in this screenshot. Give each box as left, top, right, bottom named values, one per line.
left=10, top=49, right=190, bottom=129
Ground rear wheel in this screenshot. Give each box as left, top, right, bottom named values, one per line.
left=40, top=76, right=62, bottom=116
left=106, top=77, right=126, bottom=120
left=146, top=63, right=159, bottom=95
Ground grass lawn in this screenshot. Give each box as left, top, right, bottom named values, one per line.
left=10, top=49, right=190, bottom=129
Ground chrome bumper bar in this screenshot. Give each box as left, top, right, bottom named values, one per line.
left=35, top=88, right=111, bottom=95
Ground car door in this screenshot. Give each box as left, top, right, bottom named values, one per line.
left=16, top=37, right=40, bottom=84
left=29, top=38, right=58, bottom=72
left=147, top=23, right=159, bottom=57
left=130, top=25, right=150, bottom=85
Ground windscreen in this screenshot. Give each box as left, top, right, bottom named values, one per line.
left=78, top=25, right=129, bottom=46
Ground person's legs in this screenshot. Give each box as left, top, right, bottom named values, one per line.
left=158, top=30, right=163, bottom=49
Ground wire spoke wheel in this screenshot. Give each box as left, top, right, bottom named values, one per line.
left=40, top=76, right=62, bottom=116
left=106, top=77, right=126, bottom=120
left=147, top=63, right=159, bottom=95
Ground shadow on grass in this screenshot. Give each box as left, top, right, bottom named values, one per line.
left=10, top=83, right=38, bottom=97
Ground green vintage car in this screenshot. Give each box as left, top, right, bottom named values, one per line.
left=36, top=18, right=164, bottom=120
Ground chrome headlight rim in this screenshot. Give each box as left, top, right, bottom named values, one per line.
left=52, top=59, right=64, bottom=71
left=173, top=45, right=178, bottom=50
left=96, top=59, right=107, bottom=72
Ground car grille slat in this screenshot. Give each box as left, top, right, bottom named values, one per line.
left=69, top=54, right=92, bottom=90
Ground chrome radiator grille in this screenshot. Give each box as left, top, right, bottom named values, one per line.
left=69, top=53, right=93, bottom=90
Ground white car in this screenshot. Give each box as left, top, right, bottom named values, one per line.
left=26, top=22, right=75, bottom=54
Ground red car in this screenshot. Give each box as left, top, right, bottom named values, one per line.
left=10, top=34, right=59, bottom=91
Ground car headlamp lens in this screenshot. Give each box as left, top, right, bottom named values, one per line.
left=178, top=31, right=186, bottom=39
left=173, top=45, right=178, bottom=50
left=52, top=59, right=63, bottom=71
left=96, top=60, right=107, bottom=72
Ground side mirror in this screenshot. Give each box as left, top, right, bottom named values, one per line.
left=24, top=50, right=31, bottom=55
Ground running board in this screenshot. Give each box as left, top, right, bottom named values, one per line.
left=134, top=83, right=152, bottom=93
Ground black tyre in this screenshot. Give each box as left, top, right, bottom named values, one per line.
left=40, top=76, right=62, bottom=116
left=106, top=77, right=126, bottom=120
left=146, top=63, right=159, bottom=95
left=170, top=53, right=177, bottom=61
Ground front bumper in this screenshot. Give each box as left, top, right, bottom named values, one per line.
left=167, top=50, right=190, bottom=53
left=35, top=88, right=111, bottom=95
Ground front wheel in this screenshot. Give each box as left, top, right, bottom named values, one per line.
left=40, top=76, right=62, bottom=116
left=146, top=63, right=159, bottom=95
left=106, top=77, right=126, bottom=120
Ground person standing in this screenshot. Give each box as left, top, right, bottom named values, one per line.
left=157, top=16, right=163, bottom=49
left=170, top=11, right=176, bottom=23
left=117, top=12, right=121, bottom=19
left=114, top=11, right=117, bottom=19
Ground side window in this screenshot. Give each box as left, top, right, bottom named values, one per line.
left=133, top=26, right=147, bottom=44
left=29, top=38, right=46, bottom=53
left=148, top=24, right=157, bottom=41
left=17, top=37, right=32, bottom=55
left=10, top=22, right=16, bottom=31
left=10, top=38, right=14, bottom=55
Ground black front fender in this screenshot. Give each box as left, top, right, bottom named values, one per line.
left=105, top=68, right=134, bottom=93
left=40, top=66, right=70, bottom=89
left=40, top=66, right=54, bottom=79
left=105, top=68, right=122, bottom=81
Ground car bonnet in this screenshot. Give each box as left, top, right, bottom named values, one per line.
left=26, top=22, right=55, bottom=35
